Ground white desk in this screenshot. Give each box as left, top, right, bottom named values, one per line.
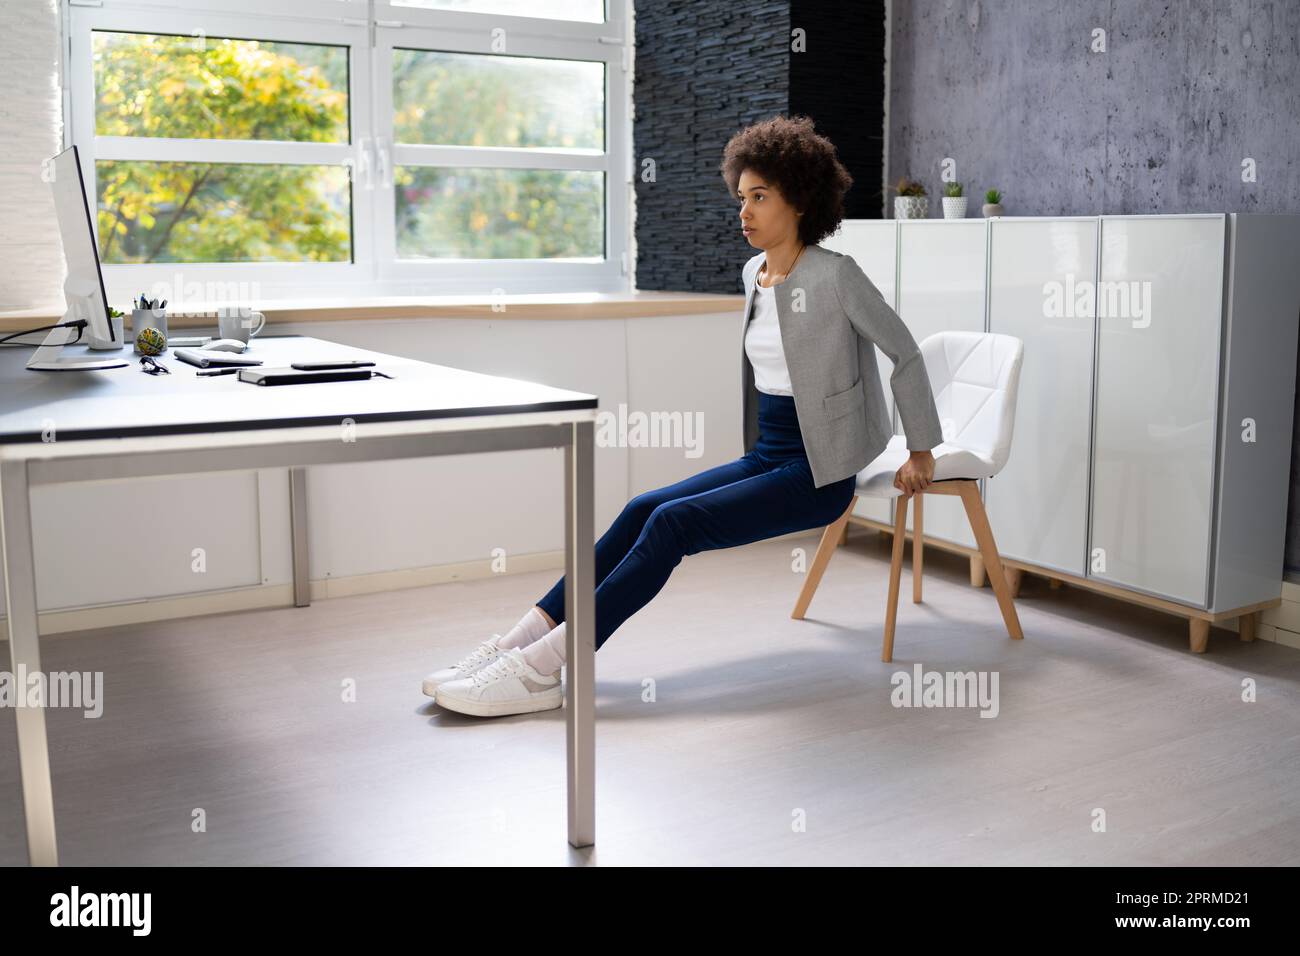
left=0, top=333, right=598, bottom=865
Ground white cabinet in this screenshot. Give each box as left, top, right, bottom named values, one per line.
left=1210, top=216, right=1300, bottom=612
left=1089, top=216, right=1225, bottom=605
left=897, top=220, right=987, bottom=549
left=840, top=213, right=1300, bottom=618
left=985, top=218, right=1098, bottom=577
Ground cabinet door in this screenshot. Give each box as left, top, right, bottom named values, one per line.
left=1089, top=216, right=1225, bottom=606
left=822, top=221, right=897, bottom=525
left=897, top=220, right=987, bottom=548
left=985, top=218, right=1097, bottom=575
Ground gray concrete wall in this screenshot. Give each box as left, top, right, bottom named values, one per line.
left=887, top=0, right=1300, bottom=215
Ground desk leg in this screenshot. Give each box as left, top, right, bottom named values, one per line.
left=0, top=459, right=59, bottom=866
left=289, top=467, right=310, bottom=607
left=563, top=420, right=595, bottom=847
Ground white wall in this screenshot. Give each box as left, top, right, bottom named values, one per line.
left=0, top=0, right=64, bottom=315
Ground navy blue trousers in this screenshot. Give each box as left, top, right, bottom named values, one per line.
left=536, top=392, right=857, bottom=649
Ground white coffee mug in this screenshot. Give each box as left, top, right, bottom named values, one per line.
left=217, top=309, right=266, bottom=343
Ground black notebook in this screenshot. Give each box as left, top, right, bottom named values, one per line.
left=237, top=366, right=375, bottom=386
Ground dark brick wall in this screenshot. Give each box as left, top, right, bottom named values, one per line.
left=632, top=0, right=886, bottom=294
left=789, top=0, right=887, bottom=220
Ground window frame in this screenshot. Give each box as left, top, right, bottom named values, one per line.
left=64, top=0, right=630, bottom=303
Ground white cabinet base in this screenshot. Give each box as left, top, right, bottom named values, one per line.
left=846, top=513, right=1277, bottom=653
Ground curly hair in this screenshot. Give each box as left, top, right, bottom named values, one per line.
left=719, top=114, right=854, bottom=246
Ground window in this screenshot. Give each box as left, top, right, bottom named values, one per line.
left=66, top=0, right=629, bottom=302
left=392, top=1, right=606, bottom=25
left=391, top=48, right=606, bottom=260
left=93, top=31, right=353, bottom=264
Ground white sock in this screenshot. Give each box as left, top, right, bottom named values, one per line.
left=522, top=622, right=566, bottom=677
left=492, top=607, right=554, bottom=651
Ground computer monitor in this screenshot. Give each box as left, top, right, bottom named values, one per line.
left=27, top=145, right=128, bottom=371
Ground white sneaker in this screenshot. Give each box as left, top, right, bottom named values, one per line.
left=435, top=647, right=563, bottom=717
left=421, top=637, right=506, bottom=697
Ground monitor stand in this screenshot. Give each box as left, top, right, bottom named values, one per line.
left=26, top=295, right=129, bottom=372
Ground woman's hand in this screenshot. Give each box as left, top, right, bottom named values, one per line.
left=894, top=450, right=935, bottom=497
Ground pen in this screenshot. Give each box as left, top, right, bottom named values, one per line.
left=196, top=367, right=240, bottom=376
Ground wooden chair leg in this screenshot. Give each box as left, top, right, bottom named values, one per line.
left=1005, top=566, right=1023, bottom=598
left=791, top=496, right=857, bottom=620
left=882, top=494, right=909, bottom=662
left=1189, top=618, right=1209, bottom=653
left=912, top=493, right=924, bottom=603
left=957, top=482, right=1023, bottom=640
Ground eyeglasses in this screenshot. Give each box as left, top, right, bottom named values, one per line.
left=139, top=355, right=170, bottom=375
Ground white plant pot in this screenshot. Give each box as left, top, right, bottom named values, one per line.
left=894, top=196, right=928, bottom=220
left=942, top=196, right=967, bottom=220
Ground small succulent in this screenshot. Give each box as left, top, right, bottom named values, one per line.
left=943, top=181, right=964, bottom=198
left=985, top=188, right=1003, bottom=204
left=892, top=177, right=927, bottom=197
left=108, top=306, right=124, bottom=319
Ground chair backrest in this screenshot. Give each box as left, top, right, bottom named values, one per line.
left=916, top=330, right=1024, bottom=474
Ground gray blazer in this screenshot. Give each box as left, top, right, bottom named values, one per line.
left=740, top=243, right=944, bottom=488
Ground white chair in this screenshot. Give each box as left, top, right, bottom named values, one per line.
left=792, top=330, right=1026, bottom=662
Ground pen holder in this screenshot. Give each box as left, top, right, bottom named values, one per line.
left=132, top=308, right=168, bottom=352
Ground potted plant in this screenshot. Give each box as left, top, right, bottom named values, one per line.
left=942, top=181, right=967, bottom=219
left=982, top=188, right=1004, bottom=217
left=88, top=306, right=126, bottom=350
left=892, top=177, right=928, bottom=219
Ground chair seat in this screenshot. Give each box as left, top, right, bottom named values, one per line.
left=856, top=434, right=994, bottom=498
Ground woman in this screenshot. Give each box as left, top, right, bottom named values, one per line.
left=426, top=114, right=941, bottom=718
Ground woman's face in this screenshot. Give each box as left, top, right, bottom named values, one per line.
left=736, top=168, right=802, bottom=249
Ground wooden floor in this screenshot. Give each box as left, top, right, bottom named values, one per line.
left=3, top=527, right=1299, bottom=866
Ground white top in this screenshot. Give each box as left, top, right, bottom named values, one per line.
left=744, top=280, right=793, bottom=396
